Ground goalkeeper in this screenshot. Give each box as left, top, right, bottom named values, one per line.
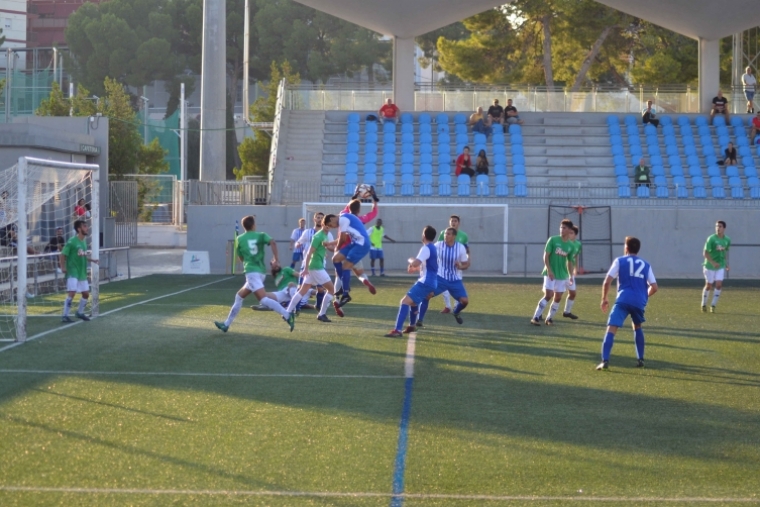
left=59, top=220, right=99, bottom=323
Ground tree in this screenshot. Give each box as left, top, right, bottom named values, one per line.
left=235, top=61, right=299, bottom=179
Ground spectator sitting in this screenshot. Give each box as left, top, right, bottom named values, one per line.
left=378, top=98, right=400, bottom=124
left=642, top=100, right=659, bottom=127
left=487, top=99, right=504, bottom=128
left=468, top=107, right=492, bottom=137
left=74, top=198, right=86, bottom=218
left=723, top=142, right=738, bottom=166
left=504, top=98, right=524, bottom=125
left=633, top=158, right=651, bottom=187
left=742, top=66, right=756, bottom=113
left=476, top=150, right=489, bottom=176
left=7, top=227, right=36, bottom=255
left=710, top=90, right=730, bottom=125
left=750, top=111, right=760, bottom=141
left=44, top=227, right=66, bottom=253
left=455, top=146, right=475, bottom=178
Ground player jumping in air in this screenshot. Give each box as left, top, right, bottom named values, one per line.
left=702, top=220, right=730, bottom=313
left=332, top=197, right=373, bottom=312
left=597, top=236, right=658, bottom=370
left=531, top=219, right=576, bottom=326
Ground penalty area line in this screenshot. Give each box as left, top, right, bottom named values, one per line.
left=0, top=486, right=758, bottom=503
left=0, top=277, right=234, bottom=354
left=0, top=370, right=404, bottom=379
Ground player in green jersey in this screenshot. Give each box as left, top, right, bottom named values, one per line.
left=59, top=220, right=99, bottom=323
left=438, top=215, right=469, bottom=313
left=531, top=219, right=576, bottom=326
left=562, top=224, right=581, bottom=320
left=702, top=220, right=731, bottom=313
left=250, top=265, right=301, bottom=311
left=215, top=215, right=294, bottom=332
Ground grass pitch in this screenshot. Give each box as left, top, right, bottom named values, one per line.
left=0, top=274, right=758, bottom=506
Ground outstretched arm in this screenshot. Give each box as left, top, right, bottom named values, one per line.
left=269, top=240, right=280, bottom=268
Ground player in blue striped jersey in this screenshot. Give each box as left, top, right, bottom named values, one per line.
left=597, top=236, right=658, bottom=370
left=385, top=226, right=438, bottom=337
left=413, top=227, right=470, bottom=330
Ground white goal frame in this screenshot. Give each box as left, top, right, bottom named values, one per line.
left=15, top=156, right=100, bottom=341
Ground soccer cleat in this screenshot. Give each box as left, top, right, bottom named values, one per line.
left=214, top=321, right=229, bottom=333
left=286, top=312, right=296, bottom=332
left=701, top=305, right=707, bottom=313
left=545, top=318, right=554, bottom=326
left=362, top=278, right=377, bottom=295
left=317, top=314, right=332, bottom=323
left=596, top=360, right=609, bottom=371
left=334, top=289, right=344, bottom=298
left=403, top=325, right=416, bottom=334
left=332, top=300, right=345, bottom=318
left=338, top=293, right=352, bottom=307
left=710, top=306, right=716, bottom=313
left=562, top=312, right=578, bottom=320
left=453, top=312, right=463, bottom=325
left=416, top=321, right=424, bottom=328
left=251, top=304, right=271, bottom=311
left=61, top=316, right=74, bottom=323
left=636, top=359, right=645, bottom=368
left=530, top=317, right=541, bottom=326
left=384, top=329, right=403, bottom=337
left=441, top=307, right=451, bottom=314
left=75, top=312, right=90, bottom=322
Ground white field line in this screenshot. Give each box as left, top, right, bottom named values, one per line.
left=0, top=369, right=403, bottom=379
left=0, top=486, right=758, bottom=503
left=0, top=277, right=234, bottom=354
left=404, top=332, right=416, bottom=379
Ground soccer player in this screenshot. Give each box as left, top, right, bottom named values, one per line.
left=385, top=226, right=438, bottom=337
left=438, top=215, right=469, bottom=314
left=414, top=227, right=470, bottom=331
left=285, top=214, right=340, bottom=324
left=531, top=219, right=576, bottom=326
left=59, top=220, right=99, bottom=323
left=289, top=218, right=306, bottom=268
left=562, top=224, right=581, bottom=320
left=367, top=218, right=395, bottom=276
left=597, top=236, right=658, bottom=370
left=702, top=220, right=731, bottom=313
left=332, top=199, right=372, bottom=309
left=250, top=264, right=301, bottom=311
left=214, top=215, right=294, bottom=333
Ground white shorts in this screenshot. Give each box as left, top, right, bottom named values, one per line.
left=272, top=287, right=297, bottom=304
left=244, top=272, right=266, bottom=292
left=304, top=269, right=331, bottom=286
left=543, top=276, right=567, bottom=293
left=703, top=267, right=725, bottom=284
left=67, top=278, right=89, bottom=293
left=567, top=278, right=577, bottom=291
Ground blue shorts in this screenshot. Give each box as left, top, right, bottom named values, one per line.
left=745, top=90, right=755, bottom=101
left=370, top=248, right=384, bottom=260
left=291, top=251, right=303, bottom=263
left=607, top=302, right=646, bottom=328
left=407, top=282, right=436, bottom=306
left=340, top=241, right=370, bottom=265
left=433, top=278, right=468, bottom=300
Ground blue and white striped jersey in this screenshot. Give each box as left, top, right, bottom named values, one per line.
left=435, top=241, right=468, bottom=281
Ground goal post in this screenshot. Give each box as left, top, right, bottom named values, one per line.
left=3, top=156, right=100, bottom=342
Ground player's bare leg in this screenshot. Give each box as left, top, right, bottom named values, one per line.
left=531, top=289, right=554, bottom=325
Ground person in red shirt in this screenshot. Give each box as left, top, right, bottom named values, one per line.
left=378, top=98, right=400, bottom=124
left=455, top=146, right=474, bottom=178
left=74, top=198, right=86, bottom=217
left=751, top=111, right=760, bottom=141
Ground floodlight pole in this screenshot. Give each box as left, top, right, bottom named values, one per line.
left=199, top=0, right=227, bottom=181
left=243, top=0, right=250, bottom=124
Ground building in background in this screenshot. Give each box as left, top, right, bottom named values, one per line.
left=26, top=0, right=104, bottom=49
left=0, top=0, right=28, bottom=70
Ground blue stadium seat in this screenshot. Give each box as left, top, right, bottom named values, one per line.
left=400, top=163, right=414, bottom=175
left=476, top=174, right=490, bottom=196
left=474, top=133, right=487, bottom=145
left=716, top=125, right=729, bottom=136
left=688, top=165, right=702, bottom=177
left=743, top=156, right=755, bottom=167
left=648, top=145, right=661, bottom=157
left=345, top=162, right=358, bottom=174
left=508, top=124, right=522, bottom=135
left=709, top=176, right=723, bottom=187
left=382, top=163, right=395, bottom=176
left=344, top=173, right=358, bottom=195
left=613, top=155, right=627, bottom=167
left=681, top=135, right=695, bottom=146
left=514, top=184, right=528, bottom=197
left=676, top=185, right=688, bottom=198
left=364, top=152, right=377, bottom=164
left=419, top=163, right=433, bottom=175
left=347, top=142, right=360, bottom=154
left=401, top=132, right=414, bottom=144
left=401, top=152, right=414, bottom=164
left=454, top=123, right=467, bottom=135
left=513, top=164, right=526, bottom=175
left=512, top=154, right=526, bottom=166
left=474, top=144, right=486, bottom=156
left=438, top=174, right=451, bottom=196
left=494, top=163, right=507, bottom=175
left=718, top=135, right=730, bottom=147
left=636, top=185, right=650, bottom=198
left=401, top=143, right=414, bottom=155
left=347, top=131, right=360, bottom=143
left=745, top=167, right=758, bottom=178
left=616, top=175, right=629, bottom=186
left=752, top=186, right=760, bottom=199
left=363, top=171, right=377, bottom=186
left=610, top=134, right=623, bottom=146
left=686, top=154, right=700, bottom=166
left=614, top=165, right=627, bottom=177
left=511, top=133, right=524, bottom=144
left=420, top=133, right=433, bottom=144
left=419, top=174, right=433, bottom=196
left=650, top=155, right=663, bottom=166
left=420, top=144, right=432, bottom=155
left=644, top=124, right=657, bottom=136
left=629, top=144, right=643, bottom=156
left=671, top=165, right=685, bottom=177
left=495, top=175, right=508, bottom=196
left=677, top=116, right=690, bottom=127
left=618, top=185, right=631, bottom=198
left=731, top=115, right=745, bottom=127
left=702, top=145, right=716, bottom=157
left=514, top=174, right=527, bottom=185
left=608, top=124, right=621, bottom=135
left=660, top=116, right=672, bottom=126
left=437, top=123, right=450, bottom=135
left=436, top=113, right=449, bottom=125
left=692, top=176, right=705, bottom=187
left=365, top=121, right=377, bottom=133
left=346, top=152, right=359, bottom=164
left=453, top=113, right=467, bottom=124
left=665, top=144, right=679, bottom=156
left=347, top=113, right=360, bottom=123
left=400, top=112, right=413, bottom=124
left=382, top=152, right=395, bottom=164
left=493, top=153, right=507, bottom=166
left=624, top=115, right=637, bottom=126
left=611, top=145, right=624, bottom=156
left=420, top=153, right=433, bottom=165
left=419, top=123, right=431, bottom=134
left=738, top=145, right=752, bottom=158
left=626, top=123, right=640, bottom=135
left=400, top=174, right=415, bottom=196
left=651, top=165, right=665, bottom=177
left=726, top=165, right=739, bottom=177
left=365, top=132, right=378, bottom=144
left=698, top=125, right=711, bottom=137
left=668, top=155, right=682, bottom=167
left=455, top=143, right=466, bottom=155
left=705, top=154, right=718, bottom=166
left=455, top=133, right=468, bottom=145
left=511, top=145, right=524, bottom=155
left=438, top=163, right=451, bottom=175
left=713, top=116, right=726, bottom=127
left=606, top=115, right=618, bottom=125
left=712, top=186, right=725, bottom=199
left=456, top=174, right=471, bottom=196
left=438, top=133, right=451, bottom=145
left=492, top=144, right=505, bottom=155
left=729, top=176, right=742, bottom=188
left=492, top=133, right=505, bottom=144
left=656, top=185, right=669, bottom=198
left=654, top=175, right=667, bottom=186
left=693, top=186, right=707, bottom=198
left=673, top=175, right=687, bottom=187
left=438, top=144, right=452, bottom=158
left=731, top=186, right=744, bottom=199
left=419, top=113, right=431, bottom=124
left=694, top=116, right=708, bottom=126
left=383, top=121, right=396, bottom=133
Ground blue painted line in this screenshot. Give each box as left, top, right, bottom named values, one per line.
left=390, top=376, right=414, bottom=507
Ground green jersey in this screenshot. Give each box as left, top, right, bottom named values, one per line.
left=570, top=240, right=582, bottom=272
left=61, top=236, right=89, bottom=281
left=235, top=230, right=272, bottom=274
left=703, top=234, right=731, bottom=270
left=438, top=229, right=469, bottom=247
left=275, top=267, right=297, bottom=290
left=541, top=235, right=575, bottom=280
left=308, top=230, right=329, bottom=271
left=368, top=226, right=385, bottom=249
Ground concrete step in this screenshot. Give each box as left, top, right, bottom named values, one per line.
left=543, top=118, right=582, bottom=126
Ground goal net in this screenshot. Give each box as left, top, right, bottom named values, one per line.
left=548, top=205, right=612, bottom=273
left=0, top=157, right=100, bottom=342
